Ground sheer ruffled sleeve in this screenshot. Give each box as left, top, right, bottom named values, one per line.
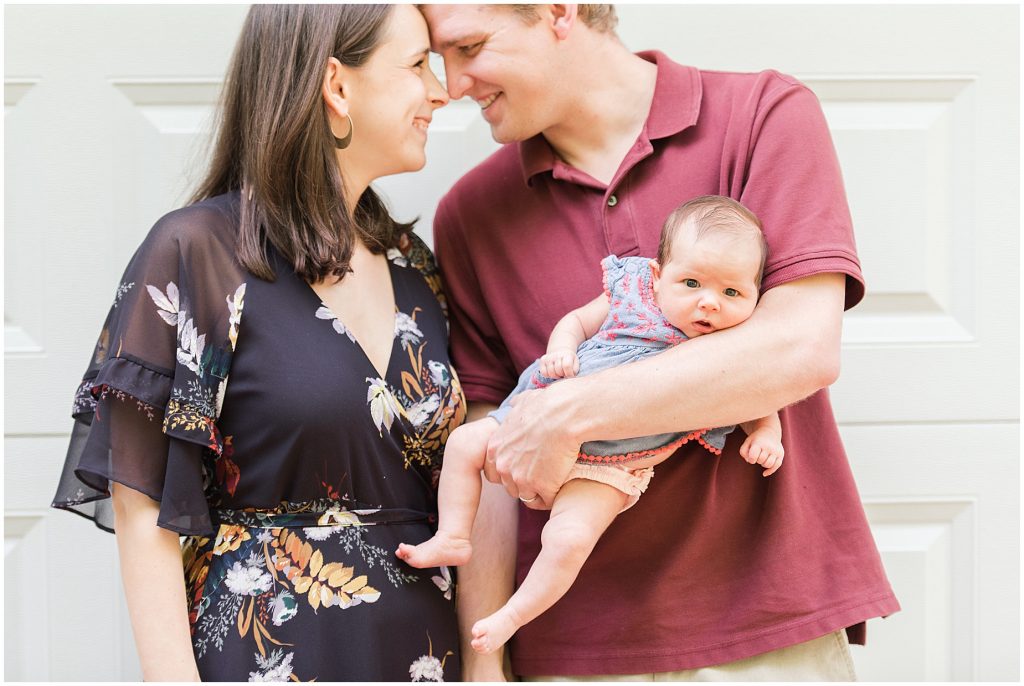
left=51, top=196, right=246, bottom=536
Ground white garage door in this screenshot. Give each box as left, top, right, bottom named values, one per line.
left=5, top=5, right=1017, bottom=681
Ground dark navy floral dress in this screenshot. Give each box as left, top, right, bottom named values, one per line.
left=51, top=192, right=465, bottom=682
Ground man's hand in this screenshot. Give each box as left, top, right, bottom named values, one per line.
left=483, top=385, right=581, bottom=509
left=539, top=348, right=580, bottom=379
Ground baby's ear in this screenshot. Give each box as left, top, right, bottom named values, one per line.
left=649, top=259, right=661, bottom=280
left=649, top=259, right=662, bottom=294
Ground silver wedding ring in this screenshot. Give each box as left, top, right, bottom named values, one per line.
left=519, top=494, right=539, bottom=504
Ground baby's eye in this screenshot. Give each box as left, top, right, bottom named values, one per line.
left=412, top=59, right=425, bottom=70
left=684, top=279, right=700, bottom=288
left=723, top=288, right=739, bottom=297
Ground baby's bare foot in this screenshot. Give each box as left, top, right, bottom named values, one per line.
left=395, top=532, right=472, bottom=568
left=470, top=608, right=521, bottom=655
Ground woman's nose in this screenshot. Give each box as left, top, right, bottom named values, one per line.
left=425, top=64, right=450, bottom=109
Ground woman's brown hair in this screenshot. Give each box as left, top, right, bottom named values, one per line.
left=191, top=4, right=412, bottom=283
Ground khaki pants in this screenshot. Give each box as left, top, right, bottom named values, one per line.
left=521, top=630, right=856, bottom=682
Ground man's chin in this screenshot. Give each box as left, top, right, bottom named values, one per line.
left=488, top=127, right=516, bottom=145
left=486, top=120, right=535, bottom=145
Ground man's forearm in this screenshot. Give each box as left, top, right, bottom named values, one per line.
left=555, top=273, right=847, bottom=442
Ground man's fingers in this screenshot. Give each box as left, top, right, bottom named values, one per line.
left=524, top=495, right=552, bottom=511
left=499, top=466, right=519, bottom=499
left=482, top=460, right=500, bottom=484
left=483, top=434, right=502, bottom=484
left=522, top=484, right=556, bottom=510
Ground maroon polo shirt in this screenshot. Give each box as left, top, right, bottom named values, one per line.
left=433, top=51, right=899, bottom=675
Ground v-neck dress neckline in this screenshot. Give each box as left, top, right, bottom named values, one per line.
left=304, top=257, right=402, bottom=382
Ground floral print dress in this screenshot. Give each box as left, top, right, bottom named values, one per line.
left=51, top=192, right=466, bottom=682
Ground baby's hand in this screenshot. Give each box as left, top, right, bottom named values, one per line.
left=539, top=349, right=580, bottom=379
left=739, top=428, right=785, bottom=477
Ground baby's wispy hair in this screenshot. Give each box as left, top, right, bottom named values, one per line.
left=657, top=195, right=768, bottom=286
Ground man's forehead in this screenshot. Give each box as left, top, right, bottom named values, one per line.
left=424, top=4, right=506, bottom=45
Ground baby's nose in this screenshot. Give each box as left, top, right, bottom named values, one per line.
left=699, top=295, right=720, bottom=312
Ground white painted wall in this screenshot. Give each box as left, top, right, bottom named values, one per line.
left=4, top=4, right=1018, bottom=681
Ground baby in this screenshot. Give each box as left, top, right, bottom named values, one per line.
left=397, top=195, right=785, bottom=654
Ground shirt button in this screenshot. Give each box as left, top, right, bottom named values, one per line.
left=607, top=194, right=618, bottom=207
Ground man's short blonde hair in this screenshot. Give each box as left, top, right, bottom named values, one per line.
left=508, top=4, right=619, bottom=34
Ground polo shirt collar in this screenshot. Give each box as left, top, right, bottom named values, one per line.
left=519, top=50, right=702, bottom=186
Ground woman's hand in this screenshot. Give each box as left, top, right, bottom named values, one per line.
left=483, top=384, right=582, bottom=509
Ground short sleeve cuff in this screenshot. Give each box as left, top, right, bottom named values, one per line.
left=761, top=251, right=865, bottom=310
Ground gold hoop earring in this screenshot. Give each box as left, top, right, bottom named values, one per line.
left=334, top=114, right=354, bottom=149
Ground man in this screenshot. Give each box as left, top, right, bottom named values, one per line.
left=424, top=4, right=899, bottom=680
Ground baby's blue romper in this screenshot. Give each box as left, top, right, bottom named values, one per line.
left=490, top=255, right=734, bottom=464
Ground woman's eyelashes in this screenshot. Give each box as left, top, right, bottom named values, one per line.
left=409, top=52, right=428, bottom=71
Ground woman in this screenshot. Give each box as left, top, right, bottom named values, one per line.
left=50, top=5, right=461, bottom=681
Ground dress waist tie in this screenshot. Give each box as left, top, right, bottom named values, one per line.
left=210, top=501, right=435, bottom=529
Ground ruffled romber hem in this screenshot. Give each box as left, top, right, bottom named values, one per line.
left=578, top=428, right=721, bottom=464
